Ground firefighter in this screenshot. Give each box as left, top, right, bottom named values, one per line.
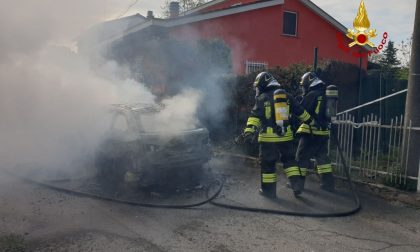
left=296, top=72, right=335, bottom=192
left=237, top=72, right=313, bottom=198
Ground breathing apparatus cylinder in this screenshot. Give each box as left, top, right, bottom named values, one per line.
left=326, top=85, right=338, bottom=121
left=273, top=89, right=289, bottom=134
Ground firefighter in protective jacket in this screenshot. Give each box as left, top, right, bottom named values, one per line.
left=238, top=72, right=313, bottom=198
left=296, top=72, right=335, bottom=191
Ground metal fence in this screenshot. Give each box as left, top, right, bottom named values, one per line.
left=245, top=60, right=268, bottom=74
left=331, top=113, right=419, bottom=190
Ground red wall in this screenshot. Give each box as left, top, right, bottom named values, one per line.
left=171, top=0, right=368, bottom=74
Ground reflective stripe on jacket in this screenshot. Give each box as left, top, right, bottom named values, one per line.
left=244, top=88, right=312, bottom=143
left=297, top=88, right=330, bottom=136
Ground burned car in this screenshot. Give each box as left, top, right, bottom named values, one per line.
left=94, top=103, right=212, bottom=190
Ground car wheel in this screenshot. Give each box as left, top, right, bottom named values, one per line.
left=95, top=152, right=127, bottom=191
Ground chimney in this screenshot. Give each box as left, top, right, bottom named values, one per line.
left=169, top=1, right=180, bottom=18
left=147, top=10, right=154, bottom=19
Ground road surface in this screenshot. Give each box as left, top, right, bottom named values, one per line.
left=1, top=158, right=420, bottom=251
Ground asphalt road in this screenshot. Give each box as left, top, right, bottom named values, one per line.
left=1, top=158, right=420, bottom=252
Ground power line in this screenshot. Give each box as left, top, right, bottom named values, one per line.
left=116, top=0, right=139, bottom=19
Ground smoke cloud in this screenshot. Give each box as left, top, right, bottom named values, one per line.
left=0, top=1, right=206, bottom=174
left=0, top=0, right=231, bottom=179
left=143, top=89, right=203, bottom=133
left=1, top=47, right=148, bottom=169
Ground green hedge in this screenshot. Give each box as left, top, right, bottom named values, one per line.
left=228, top=60, right=364, bottom=135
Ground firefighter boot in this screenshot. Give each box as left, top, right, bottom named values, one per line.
left=259, top=183, right=277, bottom=198
left=299, top=168, right=308, bottom=191
left=288, top=176, right=303, bottom=197
left=299, top=176, right=306, bottom=192
left=320, top=172, right=335, bottom=192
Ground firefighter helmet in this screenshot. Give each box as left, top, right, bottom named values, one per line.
left=253, top=72, right=280, bottom=92
left=300, top=72, right=324, bottom=95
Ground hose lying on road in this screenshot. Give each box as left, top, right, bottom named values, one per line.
left=6, top=132, right=360, bottom=216
left=5, top=170, right=224, bottom=209
left=209, top=131, right=362, bottom=218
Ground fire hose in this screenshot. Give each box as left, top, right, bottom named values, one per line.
left=7, top=132, right=360, bottom=216
left=208, top=130, right=361, bottom=217
left=5, top=171, right=225, bottom=209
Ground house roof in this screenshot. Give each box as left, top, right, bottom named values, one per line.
left=95, top=0, right=283, bottom=47
left=183, top=0, right=348, bottom=33
left=182, top=0, right=226, bottom=15
left=299, top=0, right=348, bottom=34
left=92, top=0, right=368, bottom=50
left=79, top=13, right=148, bottom=48
left=182, top=0, right=259, bottom=15
left=159, top=0, right=285, bottom=27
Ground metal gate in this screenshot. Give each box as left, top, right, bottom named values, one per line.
left=331, top=113, right=419, bottom=190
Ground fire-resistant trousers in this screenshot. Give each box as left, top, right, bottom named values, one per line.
left=259, top=141, right=301, bottom=197
left=296, top=134, right=333, bottom=175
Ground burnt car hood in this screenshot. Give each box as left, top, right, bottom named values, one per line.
left=137, top=128, right=209, bottom=146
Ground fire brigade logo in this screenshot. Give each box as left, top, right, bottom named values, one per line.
left=336, top=0, right=388, bottom=58
left=346, top=0, right=377, bottom=47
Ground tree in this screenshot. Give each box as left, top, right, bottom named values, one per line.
left=396, top=36, right=413, bottom=80
left=368, top=53, right=383, bottom=70
left=398, top=35, right=413, bottom=68
left=161, top=0, right=208, bottom=17
left=379, top=41, right=400, bottom=69
left=368, top=52, right=382, bottom=64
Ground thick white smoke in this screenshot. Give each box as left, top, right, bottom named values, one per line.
left=143, top=89, right=203, bottom=133
left=0, top=46, right=151, bottom=169
left=0, top=1, right=202, bottom=172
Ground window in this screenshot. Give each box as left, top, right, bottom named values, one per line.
left=283, top=11, right=297, bottom=36
left=245, top=60, right=268, bottom=74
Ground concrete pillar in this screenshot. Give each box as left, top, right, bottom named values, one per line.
left=404, top=0, right=420, bottom=177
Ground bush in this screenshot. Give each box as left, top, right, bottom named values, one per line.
left=228, top=60, right=363, bottom=134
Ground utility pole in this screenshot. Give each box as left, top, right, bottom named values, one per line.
left=404, top=0, right=420, bottom=178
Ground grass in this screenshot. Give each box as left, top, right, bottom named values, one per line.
left=384, top=177, right=418, bottom=191
left=0, top=234, right=25, bottom=252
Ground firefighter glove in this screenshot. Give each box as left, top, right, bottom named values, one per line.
left=235, top=131, right=257, bottom=145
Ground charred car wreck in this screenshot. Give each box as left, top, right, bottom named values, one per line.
left=95, top=103, right=212, bottom=191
